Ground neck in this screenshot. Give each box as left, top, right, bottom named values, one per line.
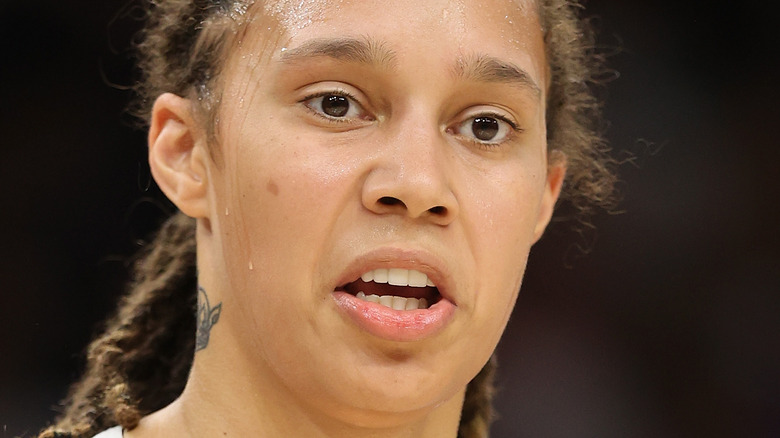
left=125, top=322, right=465, bottom=438
left=127, top=344, right=465, bottom=438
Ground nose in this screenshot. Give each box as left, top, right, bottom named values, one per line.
left=361, top=120, right=459, bottom=226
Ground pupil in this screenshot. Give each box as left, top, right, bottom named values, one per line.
left=472, top=117, right=499, bottom=141
left=322, top=95, right=350, bottom=117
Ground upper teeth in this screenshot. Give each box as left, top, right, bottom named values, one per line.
left=360, top=268, right=435, bottom=288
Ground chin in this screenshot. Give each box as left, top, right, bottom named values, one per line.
left=315, top=361, right=467, bottom=418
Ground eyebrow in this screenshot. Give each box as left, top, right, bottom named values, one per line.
left=279, top=37, right=398, bottom=70
left=453, top=54, right=542, bottom=98
left=278, top=38, right=541, bottom=97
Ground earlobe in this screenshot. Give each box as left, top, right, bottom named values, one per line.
left=532, top=151, right=567, bottom=243
left=148, top=93, right=210, bottom=219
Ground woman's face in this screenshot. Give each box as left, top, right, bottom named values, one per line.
left=204, top=0, right=561, bottom=424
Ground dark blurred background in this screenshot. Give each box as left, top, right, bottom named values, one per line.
left=1, top=1, right=778, bottom=437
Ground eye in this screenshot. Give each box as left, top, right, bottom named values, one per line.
left=453, top=114, right=518, bottom=145
left=302, top=91, right=371, bottom=121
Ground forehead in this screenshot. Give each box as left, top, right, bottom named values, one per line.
left=260, top=0, right=538, bottom=27
left=230, top=0, right=546, bottom=84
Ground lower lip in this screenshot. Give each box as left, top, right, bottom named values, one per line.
left=332, top=291, right=456, bottom=342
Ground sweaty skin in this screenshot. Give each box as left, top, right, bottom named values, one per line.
left=133, top=0, right=564, bottom=437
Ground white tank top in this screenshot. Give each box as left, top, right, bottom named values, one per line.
left=92, top=426, right=123, bottom=438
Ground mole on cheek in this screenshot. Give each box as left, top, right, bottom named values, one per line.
left=266, top=179, right=279, bottom=196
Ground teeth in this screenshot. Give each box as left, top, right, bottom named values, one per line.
left=355, top=291, right=428, bottom=310
left=359, top=268, right=435, bottom=288
left=392, top=296, right=407, bottom=310
left=374, top=268, right=388, bottom=283
left=352, top=269, right=437, bottom=310
left=356, top=291, right=381, bottom=304
left=388, top=268, right=408, bottom=286
left=408, top=270, right=428, bottom=287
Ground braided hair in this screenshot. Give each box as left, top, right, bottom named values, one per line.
left=39, top=1, right=613, bottom=437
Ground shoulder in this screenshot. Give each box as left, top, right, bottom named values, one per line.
left=91, top=426, right=123, bottom=438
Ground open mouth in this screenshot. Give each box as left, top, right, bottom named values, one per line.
left=336, top=268, right=441, bottom=310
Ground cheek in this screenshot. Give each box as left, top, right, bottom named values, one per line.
left=463, top=161, right=546, bottom=327
left=214, top=128, right=358, bottom=292
left=467, top=165, right=546, bottom=257
left=210, top=136, right=343, bottom=350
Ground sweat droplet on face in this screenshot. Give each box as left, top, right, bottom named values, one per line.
left=249, top=261, right=254, bottom=270
left=263, top=0, right=328, bottom=32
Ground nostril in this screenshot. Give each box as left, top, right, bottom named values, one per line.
left=428, top=206, right=447, bottom=215
left=378, top=196, right=404, bottom=207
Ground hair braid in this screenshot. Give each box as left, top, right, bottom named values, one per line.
left=39, top=213, right=197, bottom=438
left=459, top=355, right=497, bottom=438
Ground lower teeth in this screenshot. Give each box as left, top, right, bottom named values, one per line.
left=356, top=291, right=428, bottom=310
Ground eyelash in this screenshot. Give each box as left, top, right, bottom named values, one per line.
left=300, top=90, right=522, bottom=148
left=300, top=89, right=371, bottom=124
left=452, top=112, right=523, bottom=150
left=489, top=114, right=520, bottom=131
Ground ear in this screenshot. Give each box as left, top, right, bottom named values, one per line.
left=532, top=150, right=567, bottom=243
left=148, top=93, right=210, bottom=219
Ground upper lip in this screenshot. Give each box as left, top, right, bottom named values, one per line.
left=333, top=247, right=457, bottom=306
